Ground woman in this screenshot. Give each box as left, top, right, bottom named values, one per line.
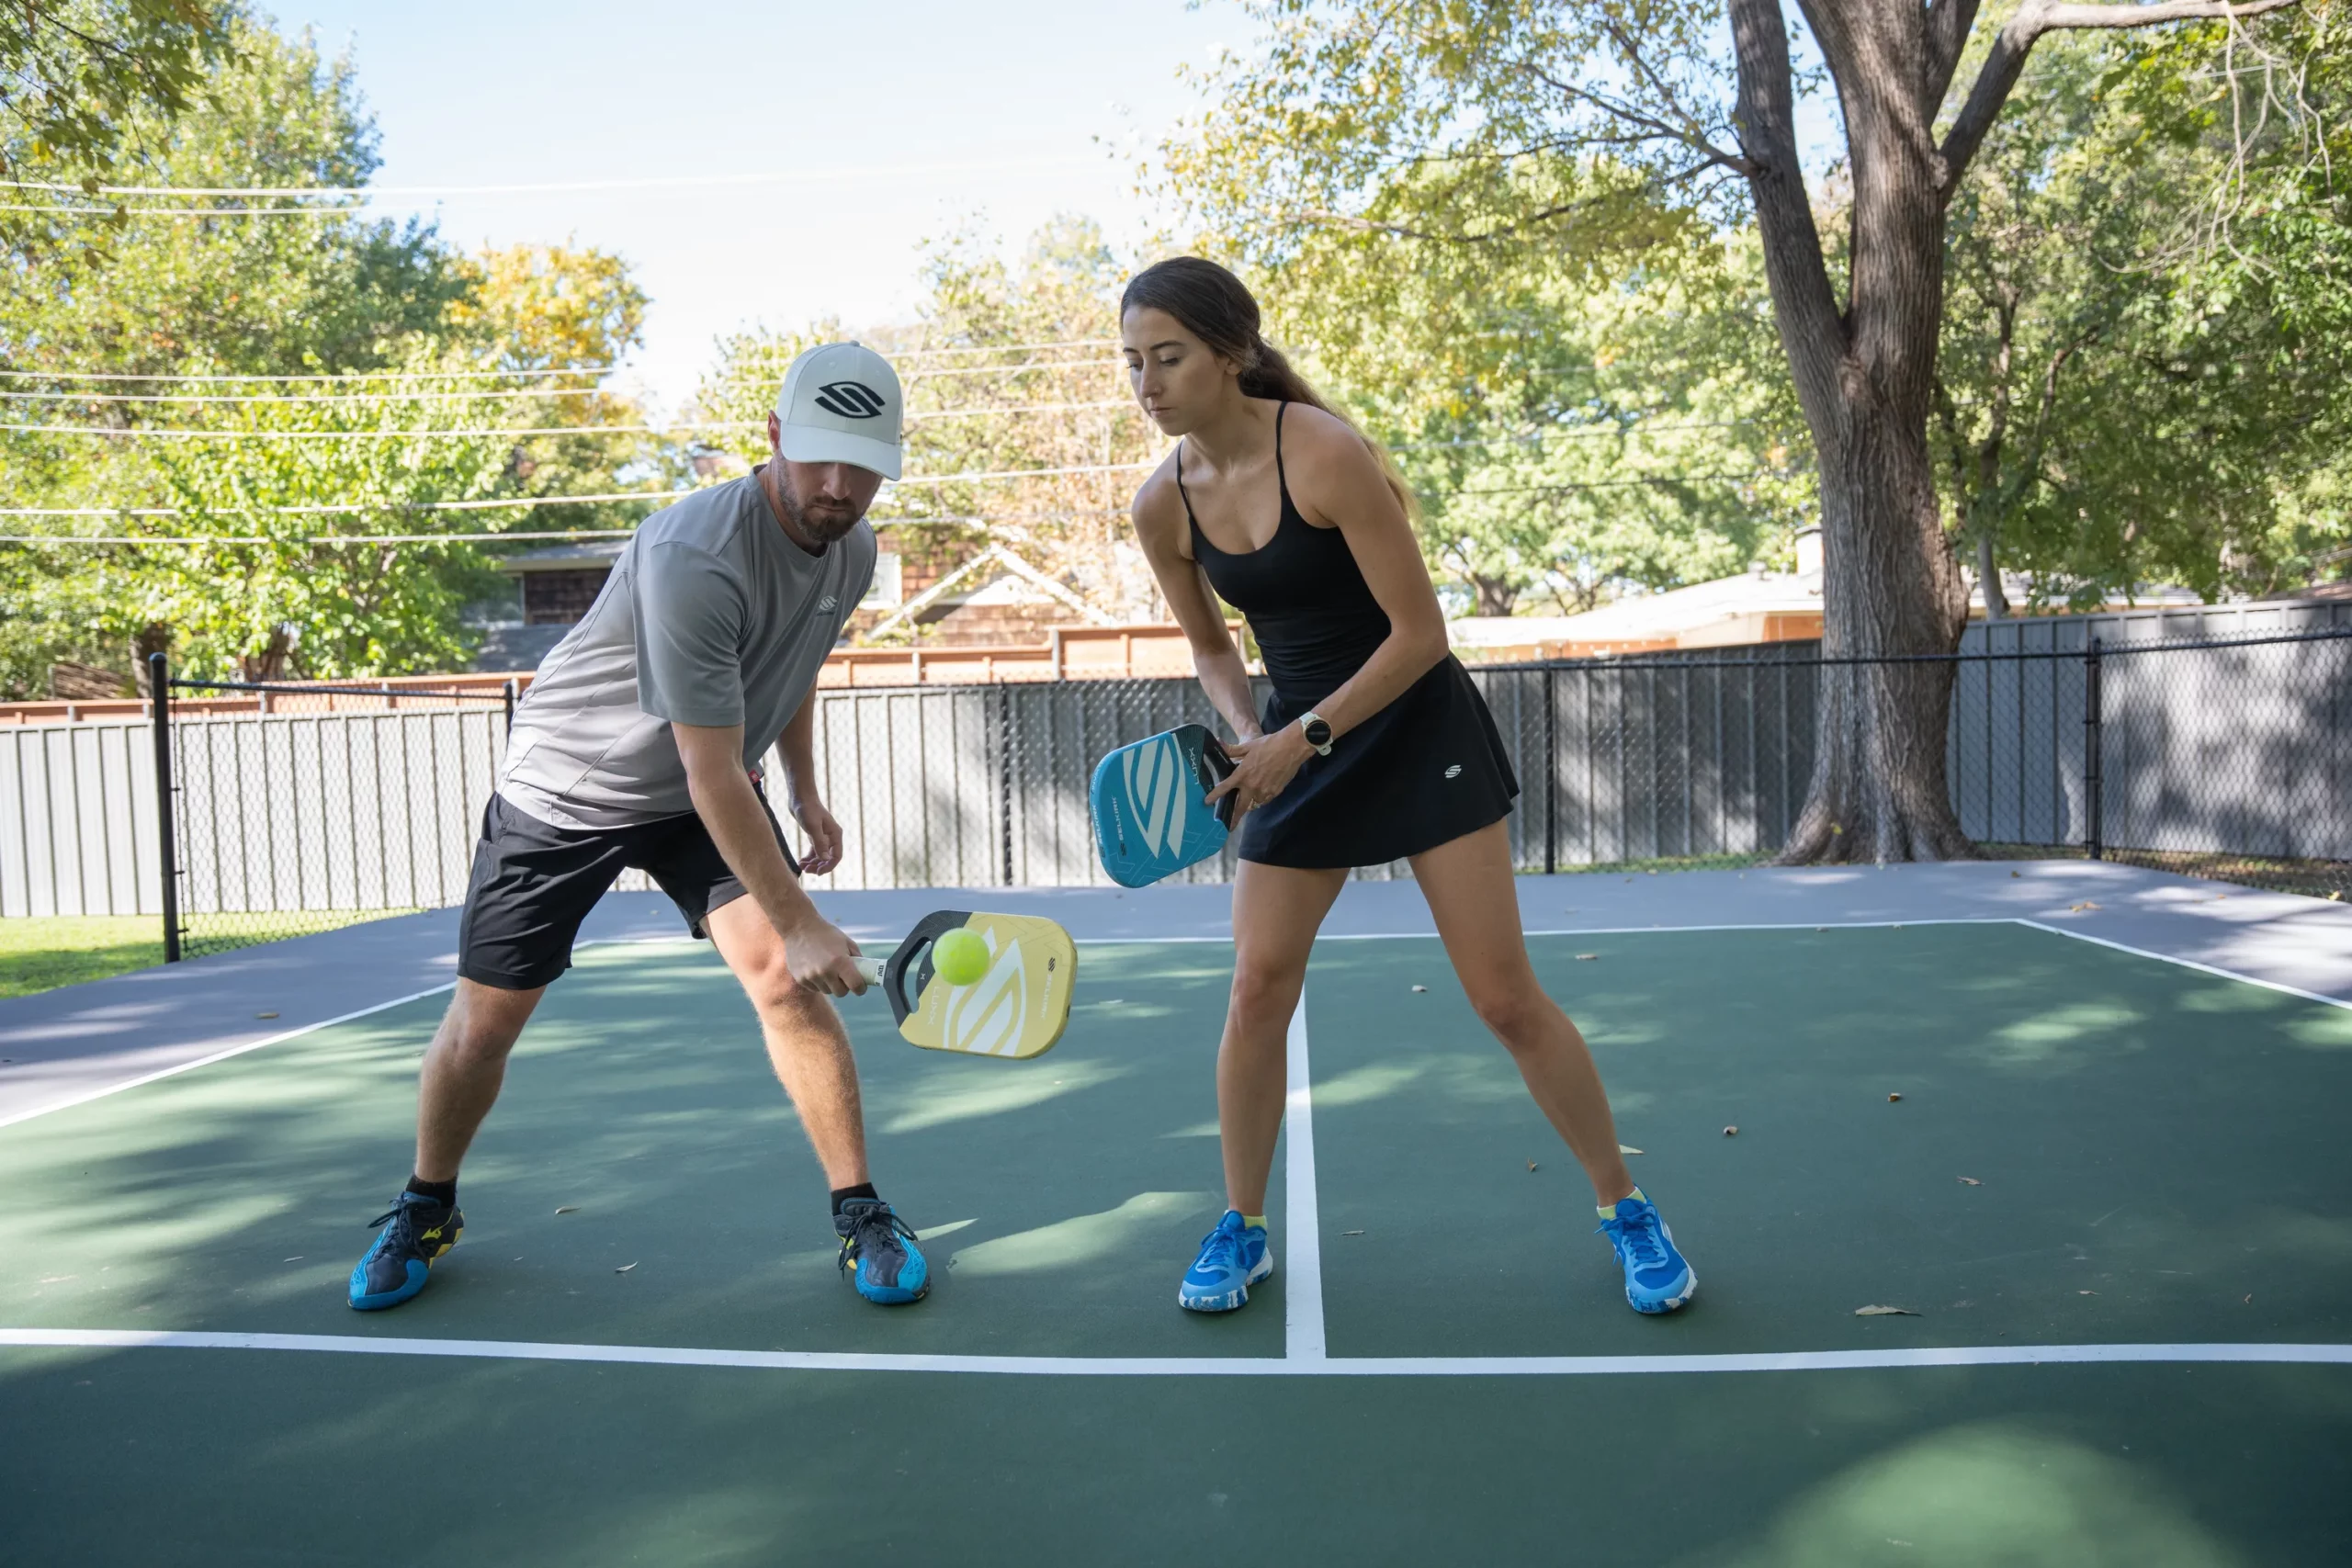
left=1119, top=256, right=1696, bottom=1317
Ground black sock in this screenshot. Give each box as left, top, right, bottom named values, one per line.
left=830, top=1181, right=878, bottom=1215
left=406, top=1174, right=457, bottom=1208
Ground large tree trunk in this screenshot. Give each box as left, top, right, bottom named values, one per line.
left=1732, top=0, right=1974, bottom=864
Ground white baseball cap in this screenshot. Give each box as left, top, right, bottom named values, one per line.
left=774, top=341, right=903, bottom=479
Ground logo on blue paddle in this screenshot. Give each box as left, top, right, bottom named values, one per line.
left=1090, top=724, right=1236, bottom=888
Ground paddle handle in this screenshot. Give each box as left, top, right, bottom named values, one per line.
left=852, top=955, right=884, bottom=986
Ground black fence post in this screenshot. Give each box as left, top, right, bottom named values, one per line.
left=502, top=678, right=517, bottom=735
left=149, top=651, right=182, bottom=963
left=2084, top=635, right=2104, bottom=861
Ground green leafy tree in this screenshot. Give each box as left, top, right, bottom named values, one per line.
left=1937, top=17, right=2352, bottom=611
left=0, top=15, right=658, bottom=694
left=0, top=0, right=240, bottom=254
left=1165, top=0, right=2315, bottom=864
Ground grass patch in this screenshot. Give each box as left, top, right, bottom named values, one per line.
left=0, top=915, right=164, bottom=999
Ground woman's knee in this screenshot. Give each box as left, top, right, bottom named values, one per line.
left=1228, top=959, right=1304, bottom=1029
left=1467, top=973, right=1553, bottom=1049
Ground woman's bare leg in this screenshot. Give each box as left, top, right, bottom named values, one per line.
left=1411, top=822, right=1636, bottom=1206
left=1218, top=859, right=1348, bottom=1214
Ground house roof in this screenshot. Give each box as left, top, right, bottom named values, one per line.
left=495, top=539, right=630, bottom=575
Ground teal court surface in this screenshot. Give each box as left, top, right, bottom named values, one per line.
left=3, top=865, right=2350, bottom=1564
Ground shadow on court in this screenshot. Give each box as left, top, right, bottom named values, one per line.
left=3, top=923, right=2349, bottom=1563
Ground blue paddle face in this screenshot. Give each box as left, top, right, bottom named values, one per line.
left=1090, top=724, right=1236, bottom=887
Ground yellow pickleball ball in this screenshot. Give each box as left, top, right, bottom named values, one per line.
left=932, top=927, right=990, bottom=987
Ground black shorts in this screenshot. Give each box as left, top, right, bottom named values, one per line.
left=455, top=791, right=801, bottom=990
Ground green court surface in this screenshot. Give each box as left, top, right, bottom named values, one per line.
left=4, top=924, right=2349, bottom=1564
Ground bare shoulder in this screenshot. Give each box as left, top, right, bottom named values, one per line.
left=1129, top=453, right=1193, bottom=556
left=1280, top=401, right=1398, bottom=521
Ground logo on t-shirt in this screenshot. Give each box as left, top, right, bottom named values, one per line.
left=817, top=594, right=839, bottom=613
left=813, top=380, right=888, bottom=419
left=1444, top=763, right=1463, bottom=779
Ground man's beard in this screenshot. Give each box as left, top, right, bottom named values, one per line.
left=778, top=477, right=864, bottom=546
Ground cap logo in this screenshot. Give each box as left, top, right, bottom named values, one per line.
left=812, top=380, right=888, bottom=419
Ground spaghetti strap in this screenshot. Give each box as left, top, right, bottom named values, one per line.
left=1171, top=440, right=1199, bottom=525
left=1272, top=401, right=1290, bottom=504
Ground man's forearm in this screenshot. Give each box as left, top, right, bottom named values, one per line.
left=687, top=765, right=822, bottom=939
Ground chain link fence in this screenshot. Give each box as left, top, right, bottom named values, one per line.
left=153, top=664, right=516, bottom=960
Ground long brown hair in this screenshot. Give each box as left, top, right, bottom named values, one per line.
left=1120, top=256, right=1416, bottom=520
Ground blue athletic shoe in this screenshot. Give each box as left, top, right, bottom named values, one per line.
left=348, top=1190, right=463, bottom=1311
left=1598, top=1193, right=1695, bottom=1314
left=1179, top=1210, right=1272, bottom=1312
left=834, top=1198, right=928, bottom=1304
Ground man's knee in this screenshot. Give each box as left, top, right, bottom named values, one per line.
left=436, top=979, right=539, bottom=1064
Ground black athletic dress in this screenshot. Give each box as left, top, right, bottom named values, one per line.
left=1177, top=403, right=1519, bottom=868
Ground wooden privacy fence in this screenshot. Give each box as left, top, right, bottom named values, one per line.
left=2, top=621, right=2346, bottom=954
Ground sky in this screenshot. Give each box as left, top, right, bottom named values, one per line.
left=265, top=0, right=1250, bottom=413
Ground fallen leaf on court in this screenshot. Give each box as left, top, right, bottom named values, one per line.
left=1342, top=1229, right=1365, bottom=1235
left=1958, top=1177, right=1982, bottom=1186
left=1887, top=1092, right=1903, bottom=1102
left=2079, top=1290, right=2097, bottom=1295
left=1723, top=1125, right=1739, bottom=1136
left=615, top=1262, right=637, bottom=1273
left=1527, top=1159, right=1539, bottom=1172
left=1410, top=985, right=1428, bottom=993
left=1854, top=1304, right=1917, bottom=1316
left=2245, top=1293, right=2253, bottom=1303
left=255, top=1011, right=278, bottom=1020
left=1576, top=953, right=1599, bottom=961
left=2069, top=901, right=2101, bottom=912
left=554, top=1206, right=578, bottom=1214
left=1620, top=1145, right=1644, bottom=1156
left=281, top=1257, right=303, bottom=1263
left=2010, top=870, right=2021, bottom=878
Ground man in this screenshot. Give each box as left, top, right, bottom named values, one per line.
left=349, top=343, right=928, bottom=1311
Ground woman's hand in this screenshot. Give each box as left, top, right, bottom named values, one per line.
left=790, top=794, right=845, bottom=876
left=1205, top=726, right=1317, bottom=819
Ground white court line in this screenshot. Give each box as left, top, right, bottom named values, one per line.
left=0, top=982, right=458, bottom=1132
left=7, top=917, right=2341, bottom=1133
left=1283, top=990, right=1326, bottom=1362
left=4, top=1327, right=2347, bottom=1377
left=2016, top=919, right=2352, bottom=1012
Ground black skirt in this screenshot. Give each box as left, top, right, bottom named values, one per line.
left=1239, top=654, right=1519, bottom=869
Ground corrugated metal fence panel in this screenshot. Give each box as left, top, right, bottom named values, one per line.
left=0, top=721, right=160, bottom=917
left=2100, top=633, right=2352, bottom=861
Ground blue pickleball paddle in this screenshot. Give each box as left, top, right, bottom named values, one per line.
left=1090, top=723, right=1238, bottom=887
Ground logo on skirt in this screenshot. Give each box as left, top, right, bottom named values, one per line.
left=1444, top=763, right=1463, bottom=779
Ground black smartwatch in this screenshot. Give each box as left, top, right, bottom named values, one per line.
left=1299, top=713, right=1334, bottom=756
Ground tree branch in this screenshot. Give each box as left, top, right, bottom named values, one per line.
left=1940, top=0, right=2303, bottom=193
left=1521, top=62, right=1756, bottom=175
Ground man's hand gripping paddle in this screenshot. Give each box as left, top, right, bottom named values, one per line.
left=1089, top=723, right=1238, bottom=888
left=847, top=910, right=1077, bottom=1061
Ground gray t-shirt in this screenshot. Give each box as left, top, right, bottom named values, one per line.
left=496, top=472, right=874, bottom=829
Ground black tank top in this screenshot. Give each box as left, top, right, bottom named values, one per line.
left=1178, top=403, right=1392, bottom=698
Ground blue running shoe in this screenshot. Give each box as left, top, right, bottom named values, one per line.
left=1598, top=1193, right=1695, bottom=1314
left=348, top=1190, right=463, bottom=1311
left=834, top=1198, right=928, bottom=1304
left=1179, top=1210, right=1271, bottom=1312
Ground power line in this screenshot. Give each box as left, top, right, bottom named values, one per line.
left=0, top=386, right=614, bottom=405
left=0, top=366, right=613, bottom=385
left=0, top=155, right=1102, bottom=201
left=0, top=530, right=638, bottom=546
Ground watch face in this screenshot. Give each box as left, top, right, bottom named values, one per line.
left=1303, top=716, right=1332, bottom=747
